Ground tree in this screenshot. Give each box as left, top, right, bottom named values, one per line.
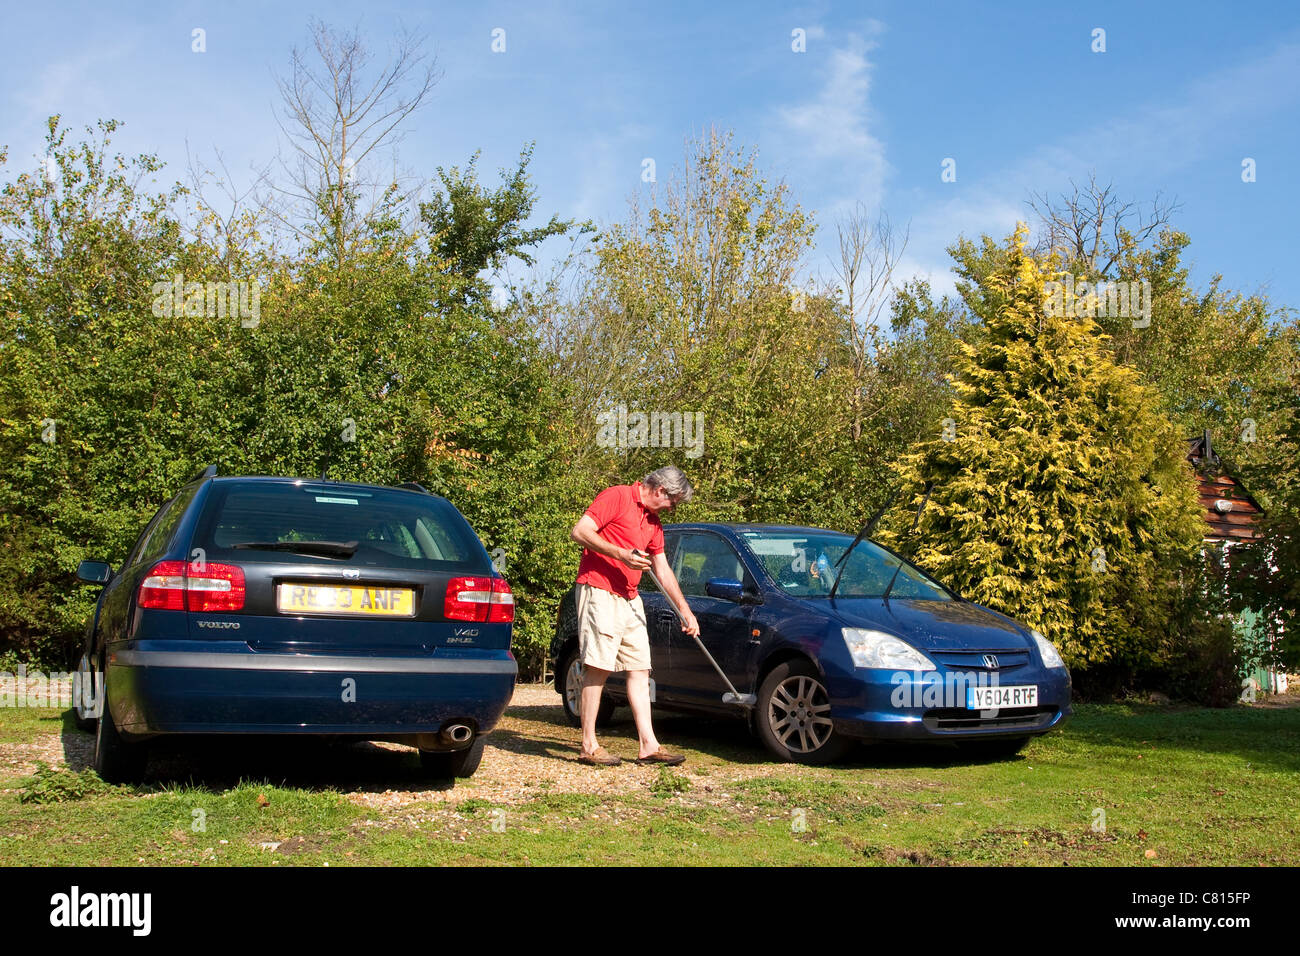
left=272, top=19, right=439, bottom=268
left=1026, top=173, right=1180, bottom=277
left=419, top=145, right=586, bottom=305
left=1026, top=178, right=1295, bottom=509
left=829, top=204, right=908, bottom=442
left=0, top=113, right=586, bottom=675
left=860, top=278, right=977, bottom=474
left=878, top=225, right=1205, bottom=670
left=547, top=128, right=868, bottom=526
left=0, top=118, right=210, bottom=661
left=1232, top=353, right=1300, bottom=672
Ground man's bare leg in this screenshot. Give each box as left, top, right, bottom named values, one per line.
left=580, top=664, right=611, bottom=755
left=624, top=669, right=662, bottom=758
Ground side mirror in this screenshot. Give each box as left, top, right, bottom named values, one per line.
left=706, top=577, right=761, bottom=603
left=77, top=560, right=112, bottom=585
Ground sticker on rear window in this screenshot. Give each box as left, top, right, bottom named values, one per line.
left=314, top=496, right=359, bottom=505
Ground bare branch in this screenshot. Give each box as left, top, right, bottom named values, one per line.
left=1027, top=173, right=1181, bottom=276
left=264, top=18, right=441, bottom=265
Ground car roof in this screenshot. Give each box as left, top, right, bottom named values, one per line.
left=204, top=476, right=450, bottom=502
left=665, top=522, right=853, bottom=536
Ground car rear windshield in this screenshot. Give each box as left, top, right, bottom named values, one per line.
left=191, top=482, right=489, bottom=571
left=741, top=531, right=952, bottom=601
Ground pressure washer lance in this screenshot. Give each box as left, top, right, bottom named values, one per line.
left=632, top=550, right=758, bottom=708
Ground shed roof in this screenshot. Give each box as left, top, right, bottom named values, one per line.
left=1186, top=431, right=1265, bottom=543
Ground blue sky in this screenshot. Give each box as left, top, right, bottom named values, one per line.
left=4, top=1, right=1299, bottom=309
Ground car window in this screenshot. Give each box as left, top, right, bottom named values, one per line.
left=123, top=512, right=165, bottom=571
left=672, top=533, right=745, bottom=597
left=640, top=532, right=680, bottom=592
left=131, top=481, right=203, bottom=568
left=191, top=482, right=488, bottom=571
left=741, top=530, right=951, bottom=600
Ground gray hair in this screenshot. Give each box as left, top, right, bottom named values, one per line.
left=643, top=466, right=693, bottom=504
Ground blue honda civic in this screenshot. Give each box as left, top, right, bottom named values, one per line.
left=552, top=523, right=1071, bottom=764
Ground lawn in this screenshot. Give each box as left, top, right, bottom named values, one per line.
left=1, top=686, right=1296, bottom=866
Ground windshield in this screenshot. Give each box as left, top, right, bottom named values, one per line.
left=740, top=530, right=952, bottom=601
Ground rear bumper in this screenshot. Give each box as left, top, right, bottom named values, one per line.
left=107, top=644, right=516, bottom=736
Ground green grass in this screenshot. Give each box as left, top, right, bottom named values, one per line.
left=1, top=699, right=1296, bottom=865
left=0, top=705, right=77, bottom=744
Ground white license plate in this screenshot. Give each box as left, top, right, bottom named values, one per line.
left=967, top=685, right=1038, bottom=709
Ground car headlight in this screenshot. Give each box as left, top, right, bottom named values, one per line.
left=1030, top=630, right=1066, bottom=669
left=841, top=628, right=936, bottom=671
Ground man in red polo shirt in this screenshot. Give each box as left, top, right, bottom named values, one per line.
left=570, top=466, right=699, bottom=766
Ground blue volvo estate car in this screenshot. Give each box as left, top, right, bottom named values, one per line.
left=75, top=469, right=517, bottom=783
left=552, top=523, right=1071, bottom=764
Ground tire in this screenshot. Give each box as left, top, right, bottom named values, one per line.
left=558, top=646, right=615, bottom=729
left=756, top=659, right=852, bottom=765
left=420, top=737, right=486, bottom=780
left=958, top=736, right=1030, bottom=760
left=92, top=661, right=147, bottom=784
left=73, top=653, right=98, bottom=733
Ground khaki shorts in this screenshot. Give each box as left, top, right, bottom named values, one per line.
left=576, top=582, right=652, bottom=672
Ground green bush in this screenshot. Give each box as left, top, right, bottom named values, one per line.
left=1151, top=614, right=1243, bottom=708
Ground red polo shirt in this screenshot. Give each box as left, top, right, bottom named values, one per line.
left=576, top=482, right=665, bottom=599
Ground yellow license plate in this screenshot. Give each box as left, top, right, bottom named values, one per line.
left=277, top=584, right=416, bottom=617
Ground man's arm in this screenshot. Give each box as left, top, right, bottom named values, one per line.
left=650, top=551, right=700, bottom=637
left=570, top=514, right=649, bottom=570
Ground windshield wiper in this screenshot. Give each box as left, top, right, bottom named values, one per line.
left=881, top=483, right=933, bottom=606
left=231, top=540, right=359, bottom=558
left=829, top=498, right=896, bottom=603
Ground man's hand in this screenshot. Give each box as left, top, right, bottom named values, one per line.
left=648, top=551, right=700, bottom=636
left=622, top=548, right=652, bottom=571
left=678, top=609, right=700, bottom=638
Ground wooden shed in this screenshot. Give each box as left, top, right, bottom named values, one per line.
left=1185, top=430, right=1265, bottom=543
left=1187, top=430, right=1286, bottom=695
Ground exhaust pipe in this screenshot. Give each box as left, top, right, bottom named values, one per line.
left=441, top=723, right=474, bottom=746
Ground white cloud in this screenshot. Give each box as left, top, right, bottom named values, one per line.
left=5, top=41, right=137, bottom=170
left=772, top=23, right=888, bottom=215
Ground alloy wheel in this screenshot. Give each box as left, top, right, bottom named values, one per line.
left=768, top=675, right=834, bottom=753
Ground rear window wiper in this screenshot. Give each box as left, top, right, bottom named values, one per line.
left=230, top=540, right=360, bottom=558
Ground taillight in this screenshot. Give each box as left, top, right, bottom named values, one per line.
left=445, top=576, right=515, bottom=623
left=487, top=578, right=514, bottom=623
left=138, top=560, right=246, bottom=612
left=139, top=561, right=187, bottom=610
left=187, top=563, right=245, bottom=612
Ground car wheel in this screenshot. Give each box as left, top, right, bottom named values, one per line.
left=559, top=646, right=615, bottom=729
left=73, top=652, right=98, bottom=733
left=420, top=737, right=486, bottom=780
left=958, top=736, right=1030, bottom=760
left=92, top=661, right=147, bottom=784
left=756, top=659, right=851, bottom=765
